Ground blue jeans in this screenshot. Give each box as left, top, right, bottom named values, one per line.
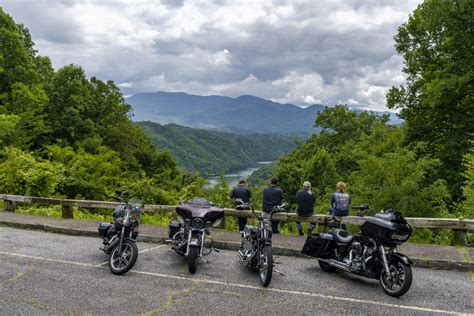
left=296, top=211, right=316, bottom=231
left=238, top=217, right=247, bottom=231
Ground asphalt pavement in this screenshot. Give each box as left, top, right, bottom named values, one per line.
left=0, top=227, right=472, bottom=315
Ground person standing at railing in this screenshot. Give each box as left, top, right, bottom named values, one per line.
left=295, top=181, right=317, bottom=236
left=262, top=178, right=284, bottom=234
left=230, top=179, right=252, bottom=232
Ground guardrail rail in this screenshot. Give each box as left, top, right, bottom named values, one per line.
left=1, top=194, right=472, bottom=246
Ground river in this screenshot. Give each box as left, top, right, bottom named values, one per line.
left=206, top=161, right=272, bottom=188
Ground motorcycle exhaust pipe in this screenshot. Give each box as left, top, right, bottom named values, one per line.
left=319, top=259, right=351, bottom=272
left=237, top=250, right=245, bottom=261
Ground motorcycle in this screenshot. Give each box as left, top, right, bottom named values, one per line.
left=237, top=201, right=286, bottom=287
left=168, top=198, right=224, bottom=274
left=302, top=205, right=413, bottom=297
left=98, top=191, right=142, bottom=275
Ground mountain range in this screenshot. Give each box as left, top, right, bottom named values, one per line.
left=127, top=91, right=402, bottom=136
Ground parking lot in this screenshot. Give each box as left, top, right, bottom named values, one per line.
left=0, top=227, right=472, bottom=315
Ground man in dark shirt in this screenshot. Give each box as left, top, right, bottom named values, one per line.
left=230, top=179, right=252, bottom=231
left=295, top=181, right=316, bottom=236
left=262, top=178, right=284, bottom=234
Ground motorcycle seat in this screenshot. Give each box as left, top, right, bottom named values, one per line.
left=329, top=229, right=353, bottom=243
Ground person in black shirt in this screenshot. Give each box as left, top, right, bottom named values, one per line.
left=262, top=178, right=284, bottom=234
left=295, top=181, right=316, bottom=236
left=230, top=179, right=252, bottom=231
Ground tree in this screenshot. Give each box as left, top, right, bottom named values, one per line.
left=460, top=146, right=474, bottom=218
left=0, top=147, right=60, bottom=196
left=387, top=0, right=474, bottom=201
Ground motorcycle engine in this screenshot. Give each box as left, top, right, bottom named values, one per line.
left=352, top=242, right=363, bottom=257
left=241, top=240, right=253, bottom=256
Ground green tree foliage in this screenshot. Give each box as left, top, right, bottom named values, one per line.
left=46, top=145, right=124, bottom=200
left=0, top=147, right=59, bottom=196
left=0, top=8, right=194, bottom=205
left=275, top=106, right=449, bottom=217
left=387, top=0, right=474, bottom=201
left=139, top=121, right=297, bottom=175
left=460, top=147, right=474, bottom=218
left=0, top=113, right=19, bottom=145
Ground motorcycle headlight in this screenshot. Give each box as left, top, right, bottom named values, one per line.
left=390, top=232, right=410, bottom=241
left=184, top=219, right=191, bottom=226
left=192, top=218, right=204, bottom=229
left=262, top=220, right=271, bottom=230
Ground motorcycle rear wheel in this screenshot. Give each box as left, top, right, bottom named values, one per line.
left=108, top=239, right=138, bottom=275
left=259, top=246, right=273, bottom=287
left=379, top=261, right=412, bottom=297
left=318, top=260, right=338, bottom=273
left=188, top=246, right=199, bottom=274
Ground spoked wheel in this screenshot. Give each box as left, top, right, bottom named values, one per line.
left=259, top=246, right=273, bottom=287
left=188, top=246, right=199, bottom=274
left=379, top=260, right=412, bottom=297
left=108, top=239, right=138, bottom=275
left=318, top=260, right=338, bottom=273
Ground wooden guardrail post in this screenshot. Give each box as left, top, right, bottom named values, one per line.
left=62, top=205, right=74, bottom=219
left=317, top=217, right=328, bottom=233
left=5, top=199, right=16, bottom=212
left=451, top=229, right=467, bottom=246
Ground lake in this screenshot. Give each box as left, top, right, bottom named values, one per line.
left=206, top=161, right=272, bottom=188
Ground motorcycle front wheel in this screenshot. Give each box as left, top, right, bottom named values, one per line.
left=188, top=245, right=199, bottom=274
left=108, top=239, right=138, bottom=275
left=379, top=260, right=412, bottom=297
left=259, top=245, right=273, bottom=287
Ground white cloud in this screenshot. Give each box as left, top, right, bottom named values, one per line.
left=209, top=49, right=232, bottom=66
left=0, top=0, right=422, bottom=111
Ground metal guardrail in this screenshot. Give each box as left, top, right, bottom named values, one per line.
left=1, top=194, right=472, bottom=245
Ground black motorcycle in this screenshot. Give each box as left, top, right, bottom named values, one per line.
left=168, top=198, right=224, bottom=274
left=98, top=191, right=142, bottom=275
left=237, top=201, right=286, bottom=287
left=302, top=205, right=413, bottom=297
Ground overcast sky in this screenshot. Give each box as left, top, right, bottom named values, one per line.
left=1, top=0, right=421, bottom=111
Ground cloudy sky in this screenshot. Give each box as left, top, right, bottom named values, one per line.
left=1, top=0, right=421, bottom=111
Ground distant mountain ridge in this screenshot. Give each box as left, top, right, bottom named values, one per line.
left=127, top=91, right=402, bottom=136
left=138, top=121, right=298, bottom=175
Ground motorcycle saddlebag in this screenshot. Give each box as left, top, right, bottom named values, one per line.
left=98, top=222, right=113, bottom=237
left=168, top=221, right=181, bottom=238
left=301, top=233, right=334, bottom=258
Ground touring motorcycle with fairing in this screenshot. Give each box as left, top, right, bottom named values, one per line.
left=302, top=205, right=413, bottom=297
left=168, top=198, right=224, bottom=273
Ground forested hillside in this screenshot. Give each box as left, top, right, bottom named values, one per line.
left=138, top=121, right=297, bottom=175
left=0, top=8, right=200, bottom=204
